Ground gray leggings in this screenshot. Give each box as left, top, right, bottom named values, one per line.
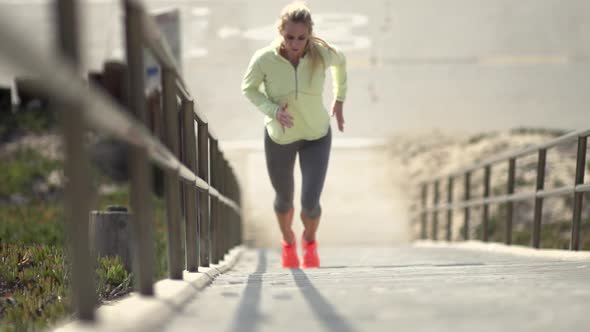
left=264, top=128, right=332, bottom=219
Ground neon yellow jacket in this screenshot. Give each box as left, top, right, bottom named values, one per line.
left=241, top=39, right=347, bottom=144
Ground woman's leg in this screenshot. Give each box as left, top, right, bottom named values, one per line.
left=264, top=130, right=299, bottom=244
left=298, top=129, right=332, bottom=242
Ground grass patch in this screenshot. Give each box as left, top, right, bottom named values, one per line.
left=0, top=244, right=135, bottom=331
left=0, top=146, right=172, bottom=330
left=0, top=201, right=64, bottom=246
left=0, top=244, right=69, bottom=332
left=0, top=149, right=62, bottom=198
left=0, top=105, right=55, bottom=141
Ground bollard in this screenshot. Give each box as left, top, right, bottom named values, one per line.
left=101, top=61, right=129, bottom=108
left=89, top=206, right=132, bottom=271
left=15, top=76, right=49, bottom=109
left=0, top=86, right=12, bottom=141
left=0, top=86, right=12, bottom=113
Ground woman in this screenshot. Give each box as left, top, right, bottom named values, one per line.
left=241, top=1, right=347, bottom=268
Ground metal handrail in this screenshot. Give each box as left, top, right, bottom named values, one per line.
left=0, top=0, right=243, bottom=322
left=416, top=129, right=588, bottom=252
left=423, top=183, right=590, bottom=213
left=424, top=128, right=590, bottom=184
left=0, top=13, right=232, bottom=202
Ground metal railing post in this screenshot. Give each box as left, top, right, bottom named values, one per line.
left=209, top=137, right=219, bottom=264
left=432, top=180, right=439, bottom=240
left=124, top=0, right=155, bottom=295
left=162, top=68, right=183, bottom=279
left=482, top=165, right=491, bottom=241
left=237, top=174, right=243, bottom=245
left=463, top=172, right=471, bottom=240
left=55, top=0, right=95, bottom=320
left=197, top=121, right=210, bottom=267
left=218, top=152, right=226, bottom=260
left=532, top=149, right=547, bottom=248
left=446, top=177, right=453, bottom=241
left=506, top=158, right=516, bottom=245
left=182, top=100, right=199, bottom=271
left=414, top=130, right=589, bottom=248
left=421, top=184, right=428, bottom=239
left=224, top=160, right=233, bottom=253
left=230, top=171, right=238, bottom=248
left=571, top=136, right=587, bottom=250
left=226, top=164, right=233, bottom=250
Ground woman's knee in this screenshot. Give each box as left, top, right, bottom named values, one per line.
left=274, top=197, right=293, bottom=214
left=301, top=204, right=321, bottom=219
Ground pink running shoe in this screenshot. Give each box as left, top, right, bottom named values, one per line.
left=301, top=237, right=319, bottom=268
left=281, top=239, right=300, bottom=268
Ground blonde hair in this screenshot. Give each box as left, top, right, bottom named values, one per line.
left=277, top=1, right=334, bottom=74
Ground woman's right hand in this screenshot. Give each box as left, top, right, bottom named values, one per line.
left=276, top=103, right=294, bottom=132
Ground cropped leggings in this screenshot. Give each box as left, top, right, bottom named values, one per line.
left=264, top=128, right=332, bottom=219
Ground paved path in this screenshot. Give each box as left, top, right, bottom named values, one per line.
left=161, top=247, right=590, bottom=332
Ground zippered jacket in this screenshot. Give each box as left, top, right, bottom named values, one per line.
left=241, top=39, right=347, bottom=144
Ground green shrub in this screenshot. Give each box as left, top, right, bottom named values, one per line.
left=96, top=256, right=132, bottom=301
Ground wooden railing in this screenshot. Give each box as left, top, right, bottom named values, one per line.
left=0, top=0, right=242, bottom=321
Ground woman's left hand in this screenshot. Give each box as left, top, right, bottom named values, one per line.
left=331, top=101, right=345, bottom=132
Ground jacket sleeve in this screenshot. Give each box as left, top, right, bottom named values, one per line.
left=241, top=54, right=279, bottom=118
left=321, top=44, right=347, bottom=102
